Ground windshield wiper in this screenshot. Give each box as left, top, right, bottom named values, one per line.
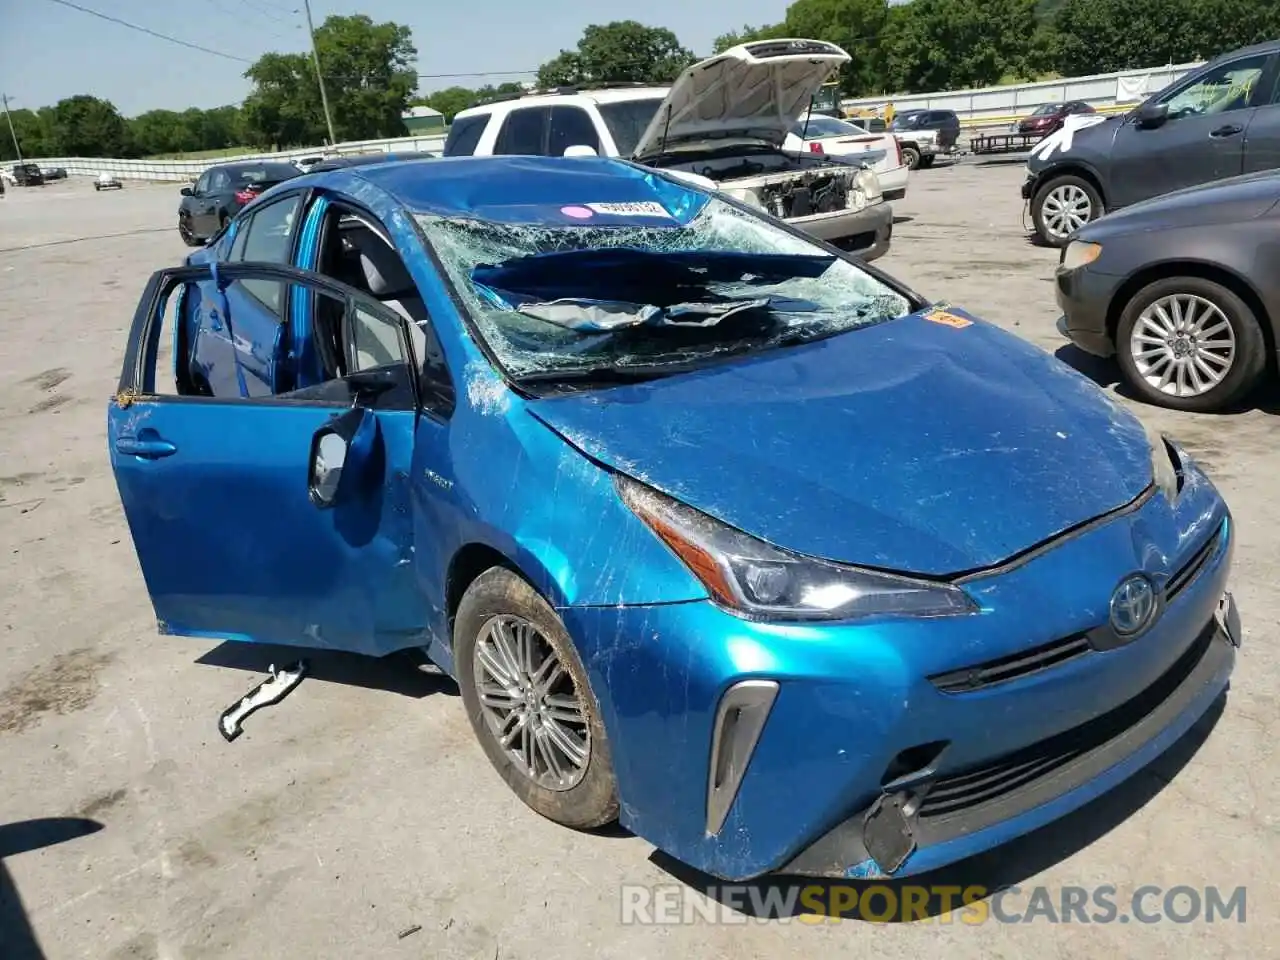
left=515, top=363, right=690, bottom=387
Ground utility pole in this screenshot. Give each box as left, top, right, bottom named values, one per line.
left=1, top=94, right=24, bottom=165
left=302, top=0, right=337, bottom=147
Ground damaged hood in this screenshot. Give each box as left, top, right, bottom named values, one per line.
left=527, top=307, right=1154, bottom=576
left=632, top=39, right=851, bottom=160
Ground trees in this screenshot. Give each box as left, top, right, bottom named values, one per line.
left=418, top=82, right=525, bottom=123
left=50, top=95, right=133, bottom=157
left=1050, top=0, right=1280, bottom=76
left=241, top=14, right=417, bottom=148
left=881, top=0, right=1043, bottom=93
left=535, top=22, right=696, bottom=88
left=712, top=24, right=788, bottom=54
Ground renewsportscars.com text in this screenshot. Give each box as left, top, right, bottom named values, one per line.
left=620, top=883, right=1247, bottom=925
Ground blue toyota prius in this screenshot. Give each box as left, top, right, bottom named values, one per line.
left=108, top=154, right=1240, bottom=882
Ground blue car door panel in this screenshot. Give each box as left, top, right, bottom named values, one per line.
left=110, top=262, right=429, bottom=656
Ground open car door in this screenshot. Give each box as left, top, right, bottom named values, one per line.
left=108, top=261, right=428, bottom=656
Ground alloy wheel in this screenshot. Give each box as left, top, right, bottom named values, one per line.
left=1040, top=183, right=1092, bottom=239
left=472, top=614, right=590, bottom=791
left=1129, top=293, right=1236, bottom=398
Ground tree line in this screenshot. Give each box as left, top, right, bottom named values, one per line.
left=3, top=0, right=1278, bottom=161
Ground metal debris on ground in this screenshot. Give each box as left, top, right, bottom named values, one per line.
left=217, top=660, right=309, bottom=742
left=397, top=925, right=422, bottom=940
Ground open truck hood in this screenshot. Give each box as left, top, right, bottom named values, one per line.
left=632, top=39, right=851, bottom=160
left=528, top=307, right=1154, bottom=577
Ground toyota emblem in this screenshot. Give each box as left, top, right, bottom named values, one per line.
left=1109, top=574, right=1158, bottom=636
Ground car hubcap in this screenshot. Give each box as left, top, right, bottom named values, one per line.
left=473, top=614, right=589, bottom=790
left=1041, top=184, right=1092, bottom=238
left=1130, top=294, right=1236, bottom=397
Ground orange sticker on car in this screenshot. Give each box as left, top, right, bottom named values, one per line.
left=924, top=309, right=973, bottom=328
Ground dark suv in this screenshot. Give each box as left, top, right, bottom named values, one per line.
left=889, top=109, right=961, bottom=149
left=11, top=163, right=44, bottom=186
left=1023, top=38, right=1280, bottom=246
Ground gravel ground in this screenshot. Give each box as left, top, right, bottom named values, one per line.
left=0, top=165, right=1276, bottom=959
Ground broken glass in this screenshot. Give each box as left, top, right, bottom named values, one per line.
left=417, top=197, right=910, bottom=379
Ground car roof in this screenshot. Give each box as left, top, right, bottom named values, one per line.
left=323, top=154, right=707, bottom=225
left=455, top=86, right=669, bottom=119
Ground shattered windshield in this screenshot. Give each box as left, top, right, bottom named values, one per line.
left=417, top=196, right=910, bottom=383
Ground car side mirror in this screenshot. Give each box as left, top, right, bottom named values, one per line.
left=563, top=145, right=598, bottom=157
left=307, top=406, right=376, bottom=509
left=1134, top=102, right=1169, bottom=129
left=180, top=186, right=193, bottom=197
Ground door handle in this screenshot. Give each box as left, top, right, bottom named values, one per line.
left=1210, top=124, right=1243, bottom=138
left=115, top=436, right=177, bottom=459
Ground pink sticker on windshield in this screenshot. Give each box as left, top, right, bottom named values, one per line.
left=561, top=205, right=594, bottom=219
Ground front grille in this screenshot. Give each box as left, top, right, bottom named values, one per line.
left=1166, top=525, right=1223, bottom=600
left=930, top=633, right=1091, bottom=694
left=917, top=618, right=1216, bottom=821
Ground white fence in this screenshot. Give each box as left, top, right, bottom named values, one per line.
left=16, top=60, right=1206, bottom=179
left=20, top=133, right=448, bottom=182
left=842, top=61, right=1204, bottom=125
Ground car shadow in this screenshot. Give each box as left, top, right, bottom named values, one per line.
left=892, top=215, right=914, bottom=225
left=196, top=644, right=459, bottom=699
left=1054, top=344, right=1280, bottom=415
left=972, top=154, right=1032, bottom=167
left=647, top=692, right=1225, bottom=922
left=0, top=817, right=105, bottom=960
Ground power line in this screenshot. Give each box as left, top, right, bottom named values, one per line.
left=42, top=0, right=252, bottom=63
left=417, top=69, right=538, bottom=79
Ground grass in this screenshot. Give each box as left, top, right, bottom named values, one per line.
left=144, top=145, right=262, bottom=161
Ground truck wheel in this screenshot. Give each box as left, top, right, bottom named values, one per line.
left=901, top=145, right=921, bottom=170
left=1032, top=174, right=1103, bottom=247
left=454, top=567, right=619, bottom=830
left=1115, top=276, right=1265, bottom=413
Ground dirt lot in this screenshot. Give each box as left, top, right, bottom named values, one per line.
left=1, top=166, right=1277, bottom=959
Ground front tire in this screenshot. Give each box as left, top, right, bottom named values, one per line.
left=454, top=567, right=619, bottom=830
left=178, top=214, right=200, bottom=247
left=901, top=144, right=921, bottom=170
left=1115, top=276, right=1266, bottom=413
left=1032, top=174, right=1103, bottom=247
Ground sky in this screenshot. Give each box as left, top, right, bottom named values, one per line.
left=0, top=0, right=802, bottom=117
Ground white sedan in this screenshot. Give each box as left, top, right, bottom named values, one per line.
left=94, top=172, right=123, bottom=191
left=785, top=112, right=909, bottom=202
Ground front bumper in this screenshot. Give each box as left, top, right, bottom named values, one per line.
left=1055, top=262, right=1125, bottom=357
left=793, top=198, right=893, bottom=261
left=560, top=480, right=1235, bottom=882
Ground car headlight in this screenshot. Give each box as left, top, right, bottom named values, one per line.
left=854, top=167, right=882, bottom=202
left=615, top=475, right=978, bottom=622
left=1142, top=420, right=1182, bottom=502
left=1061, top=240, right=1102, bottom=271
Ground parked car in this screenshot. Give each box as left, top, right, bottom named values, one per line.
left=42, top=166, right=68, bottom=181
left=11, top=163, right=44, bottom=186
left=445, top=40, right=893, bottom=260
left=1023, top=38, right=1280, bottom=247
left=888, top=109, right=962, bottom=168
left=1055, top=169, right=1280, bottom=412
left=786, top=111, right=909, bottom=200
left=294, top=155, right=327, bottom=173
left=94, top=172, right=123, bottom=191
left=110, top=154, right=1240, bottom=884
left=177, top=160, right=302, bottom=246
left=1016, top=101, right=1096, bottom=137
left=307, top=151, right=437, bottom=172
